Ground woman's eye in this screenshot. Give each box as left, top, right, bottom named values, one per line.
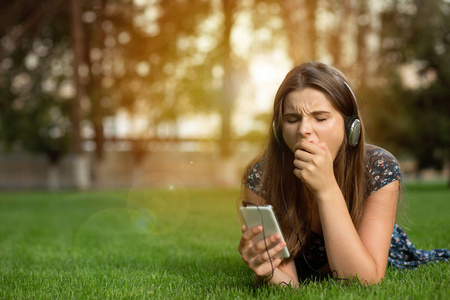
left=316, top=118, right=327, bottom=122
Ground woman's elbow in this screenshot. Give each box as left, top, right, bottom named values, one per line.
left=355, top=270, right=386, bottom=286
left=340, top=266, right=385, bottom=285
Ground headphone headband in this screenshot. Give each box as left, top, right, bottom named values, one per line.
left=343, top=81, right=359, bottom=115
left=332, top=71, right=359, bottom=116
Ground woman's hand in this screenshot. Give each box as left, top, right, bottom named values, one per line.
left=238, top=225, right=286, bottom=279
left=293, top=139, right=338, bottom=197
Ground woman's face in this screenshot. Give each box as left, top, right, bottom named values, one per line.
left=281, top=88, right=345, bottom=160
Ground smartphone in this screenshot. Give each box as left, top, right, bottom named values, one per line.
left=239, top=205, right=290, bottom=258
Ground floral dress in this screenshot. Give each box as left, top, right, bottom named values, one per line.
left=245, top=146, right=449, bottom=281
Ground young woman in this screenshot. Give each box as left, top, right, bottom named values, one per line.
left=237, top=62, right=449, bottom=286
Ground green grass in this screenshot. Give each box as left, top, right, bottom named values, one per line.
left=0, top=183, right=449, bottom=299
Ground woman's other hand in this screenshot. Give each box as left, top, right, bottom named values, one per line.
left=237, top=225, right=285, bottom=279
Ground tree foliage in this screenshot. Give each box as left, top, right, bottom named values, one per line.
left=0, top=0, right=215, bottom=161
left=0, top=0, right=71, bottom=163
left=375, top=0, right=450, bottom=174
left=0, top=0, right=448, bottom=180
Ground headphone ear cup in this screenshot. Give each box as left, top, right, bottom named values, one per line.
left=272, top=120, right=280, bottom=144
left=346, top=116, right=361, bottom=147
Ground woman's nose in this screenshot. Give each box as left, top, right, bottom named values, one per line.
left=298, top=118, right=313, bottom=138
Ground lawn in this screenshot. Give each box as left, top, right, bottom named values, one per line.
left=0, top=183, right=449, bottom=299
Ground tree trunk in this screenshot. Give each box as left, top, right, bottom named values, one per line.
left=281, top=0, right=305, bottom=65
left=356, top=0, right=369, bottom=87
left=90, top=0, right=106, bottom=162
left=46, top=150, right=62, bottom=191
left=281, top=0, right=318, bottom=64
left=220, top=0, right=236, bottom=158
left=87, top=0, right=106, bottom=188
left=70, top=0, right=91, bottom=189
left=305, top=0, right=318, bottom=61
left=328, top=1, right=345, bottom=68
left=47, top=163, right=60, bottom=191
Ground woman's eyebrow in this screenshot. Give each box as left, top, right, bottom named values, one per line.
left=282, top=110, right=330, bottom=116
left=311, top=110, right=331, bottom=116
left=282, top=112, right=300, bottom=117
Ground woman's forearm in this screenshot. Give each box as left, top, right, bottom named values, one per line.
left=316, top=185, right=382, bottom=283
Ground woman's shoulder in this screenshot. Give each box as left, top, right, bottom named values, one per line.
left=365, top=144, right=402, bottom=194
left=243, top=155, right=267, bottom=197
left=366, top=144, right=396, bottom=158
left=365, top=144, right=400, bottom=167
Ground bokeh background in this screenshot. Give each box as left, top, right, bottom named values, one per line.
left=0, top=0, right=449, bottom=190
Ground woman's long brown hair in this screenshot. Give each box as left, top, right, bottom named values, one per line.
left=241, top=62, right=368, bottom=260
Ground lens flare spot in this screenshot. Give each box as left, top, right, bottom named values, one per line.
left=130, top=208, right=157, bottom=234
left=127, top=172, right=190, bottom=235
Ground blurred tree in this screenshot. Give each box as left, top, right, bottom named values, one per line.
left=219, top=0, right=237, bottom=157
left=374, top=0, right=450, bottom=183
left=80, top=0, right=212, bottom=157
left=245, top=0, right=374, bottom=77
left=280, top=0, right=317, bottom=64
left=355, top=0, right=370, bottom=86
left=239, top=0, right=449, bottom=184
left=0, top=0, right=216, bottom=187
left=70, top=0, right=90, bottom=189
left=0, top=0, right=72, bottom=189
left=3, top=0, right=448, bottom=188
left=248, top=0, right=318, bottom=64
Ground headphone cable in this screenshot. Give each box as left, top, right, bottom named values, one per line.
left=255, top=204, right=274, bottom=285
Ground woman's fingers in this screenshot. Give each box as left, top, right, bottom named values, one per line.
left=294, top=150, right=312, bottom=165
left=248, top=233, right=284, bottom=262
left=294, top=139, right=322, bottom=156
left=253, top=257, right=284, bottom=278
left=293, top=157, right=308, bottom=170
left=293, top=139, right=330, bottom=173
left=250, top=241, right=286, bottom=277
left=293, top=141, right=319, bottom=170
left=256, top=240, right=287, bottom=263
left=238, top=227, right=287, bottom=277
left=251, top=233, right=281, bottom=253
left=243, top=225, right=263, bottom=241
left=238, top=225, right=262, bottom=254
left=240, top=229, right=283, bottom=260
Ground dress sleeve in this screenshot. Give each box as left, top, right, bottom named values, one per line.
left=366, top=147, right=402, bottom=195
left=244, top=158, right=267, bottom=197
